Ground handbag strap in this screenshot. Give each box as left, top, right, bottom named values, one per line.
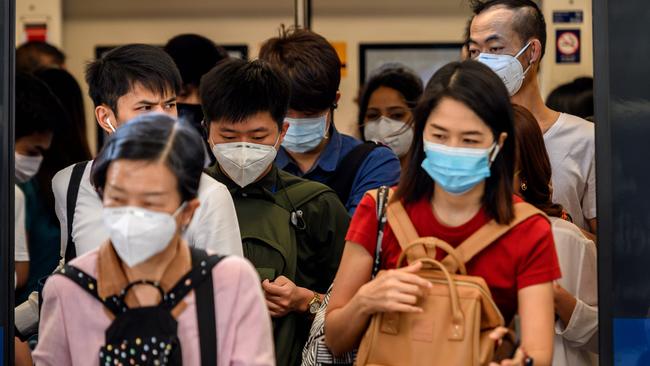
left=65, top=161, right=89, bottom=262
left=368, top=186, right=390, bottom=277
left=441, top=202, right=547, bottom=272
left=385, top=196, right=430, bottom=264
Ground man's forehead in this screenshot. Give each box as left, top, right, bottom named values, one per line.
left=470, top=6, right=520, bottom=43
left=122, top=81, right=176, bottom=102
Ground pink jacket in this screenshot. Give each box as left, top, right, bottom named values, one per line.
left=33, top=249, right=275, bottom=366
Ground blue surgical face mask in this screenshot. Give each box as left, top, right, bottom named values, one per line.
left=282, top=113, right=328, bottom=153
left=421, top=140, right=501, bottom=195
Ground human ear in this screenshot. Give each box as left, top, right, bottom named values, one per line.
left=179, top=199, right=200, bottom=228
left=96, top=105, right=117, bottom=134
left=497, top=132, right=508, bottom=149
left=277, top=122, right=290, bottom=148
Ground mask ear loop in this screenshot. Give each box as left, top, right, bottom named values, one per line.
left=173, top=202, right=190, bottom=233
left=488, top=142, right=501, bottom=165
left=516, top=41, right=534, bottom=77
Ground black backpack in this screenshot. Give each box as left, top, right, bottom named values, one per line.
left=56, top=248, right=223, bottom=366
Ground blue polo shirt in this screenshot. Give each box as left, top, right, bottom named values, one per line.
left=276, top=128, right=400, bottom=214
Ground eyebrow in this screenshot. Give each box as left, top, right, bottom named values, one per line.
left=468, top=34, right=503, bottom=45
left=135, top=96, right=177, bottom=106
left=107, top=183, right=167, bottom=196
left=219, top=127, right=269, bottom=134
left=431, top=123, right=484, bottom=136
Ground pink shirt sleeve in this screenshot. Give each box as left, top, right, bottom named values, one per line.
left=216, top=256, right=275, bottom=366
left=33, top=277, right=73, bottom=365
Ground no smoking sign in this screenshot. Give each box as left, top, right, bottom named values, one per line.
left=556, top=29, right=581, bottom=63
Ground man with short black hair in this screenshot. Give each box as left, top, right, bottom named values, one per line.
left=52, top=43, right=242, bottom=259
left=260, top=28, right=400, bottom=214
left=164, top=34, right=229, bottom=130
left=201, top=58, right=349, bottom=366
left=469, top=0, right=596, bottom=233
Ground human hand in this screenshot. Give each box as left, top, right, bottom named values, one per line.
left=262, top=276, right=310, bottom=317
left=489, top=327, right=532, bottom=366
left=356, top=261, right=431, bottom=315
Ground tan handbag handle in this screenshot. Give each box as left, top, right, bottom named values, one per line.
left=396, top=239, right=467, bottom=275
left=441, top=202, right=547, bottom=272
left=393, top=257, right=465, bottom=341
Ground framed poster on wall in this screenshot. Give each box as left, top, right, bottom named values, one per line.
left=359, top=43, right=463, bottom=86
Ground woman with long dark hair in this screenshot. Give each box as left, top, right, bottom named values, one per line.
left=357, top=66, right=423, bottom=165
left=325, top=61, right=560, bottom=365
left=513, top=105, right=598, bottom=366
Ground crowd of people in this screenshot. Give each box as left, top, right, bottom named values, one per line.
left=12, top=0, right=598, bottom=365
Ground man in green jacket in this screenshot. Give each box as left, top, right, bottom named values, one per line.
left=200, top=58, right=349, bottom=366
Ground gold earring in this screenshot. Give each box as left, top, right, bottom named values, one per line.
left=521, top=181, right=528, bottom=191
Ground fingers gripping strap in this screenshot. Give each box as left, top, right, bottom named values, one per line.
left=441, top=202, right=547, bottom=272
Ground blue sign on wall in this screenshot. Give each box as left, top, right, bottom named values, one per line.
left=553, top=10, right=584, bottom=23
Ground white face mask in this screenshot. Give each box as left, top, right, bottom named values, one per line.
left=102, top=204, right=185, bottom=267
left=15, top=152, right=43, bottom=183
left=477, top=41, right=532, bottom=96
left=363, top=116, right=414, bottom=157
left=212, top=136, right=279, bottom=188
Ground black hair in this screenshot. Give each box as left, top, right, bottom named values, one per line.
left=163, top=34, right=229, bottom=91
left=546, top=77, right=594, bottom=119
left=16, top=41, right=65, bottom=73
left=91, top=114, right=204, bottom=202
left=397, top=60, right=515, bottom=224
left=15, top=72, right=58, bottom=140
left=35, top=68, right=92, bottom=158
left=358, top=65, right=423, bottom=137
left=259, top=26, right=340, bottom=113
left=200, top=58, right=291, bottom=129
left=471, top=0, right=547, bottom=60
left=32, top=68, right=93, bottom=220
left=85, top=44, right=182, bottom=114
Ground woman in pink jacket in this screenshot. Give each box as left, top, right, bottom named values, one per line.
left=33, top=114, right=275, bottom=366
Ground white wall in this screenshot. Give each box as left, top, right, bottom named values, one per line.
left=540, top=0, right=594, bottom=98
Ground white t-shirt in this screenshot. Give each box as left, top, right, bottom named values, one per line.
left=544, top=113, right=596, bottom=230
left=550, top=217, right=598, bottom=366
left=52, top=161, right=243, bottom=258
left=15, top=185, right=29, bottom=262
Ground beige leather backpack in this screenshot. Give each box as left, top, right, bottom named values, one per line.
left=355, top=192, right=545, bottom=366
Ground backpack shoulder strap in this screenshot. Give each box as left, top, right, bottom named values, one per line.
left=55, top=264, right=121, bottom=315
left=385, top=193, right=429, bottom=263
left=327, top=142, right=382, bottom=206
left=65, top=161, right=89, bottom=262
left=276, top=179, right=334, bottom=210
left=164, top=248, right=224, bottom=366
left=442, top=202, right=548, bottom=272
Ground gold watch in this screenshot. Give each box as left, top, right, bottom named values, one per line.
left=308, top=292, right=322, bottom=314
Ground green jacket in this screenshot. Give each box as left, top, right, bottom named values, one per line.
left=207, top=164, right=349, bottom=366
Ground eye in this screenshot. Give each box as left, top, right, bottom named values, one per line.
left=489, top=47, right=504, bottom=54
left=365, top=112, right=380, bottom=121
left=432, top=133, right=447, bottom=141
left=137, top=105, right=152, bottom=111
left=462, top=138, right=480, bottom=145
left=469, top=49, right=480, bottom=58
left=165, top=102, right=177, bottom=110
left=390, top=112, right=407, bottom=121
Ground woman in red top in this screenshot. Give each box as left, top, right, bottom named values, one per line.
left=325, top=61, right=560, bottom=366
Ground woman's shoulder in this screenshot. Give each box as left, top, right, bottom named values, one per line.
left=210, top=255, right=259, bottom=287
left=43, top=249, right=100, bottom=298
left=549, top=216, right=594, bottom=246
